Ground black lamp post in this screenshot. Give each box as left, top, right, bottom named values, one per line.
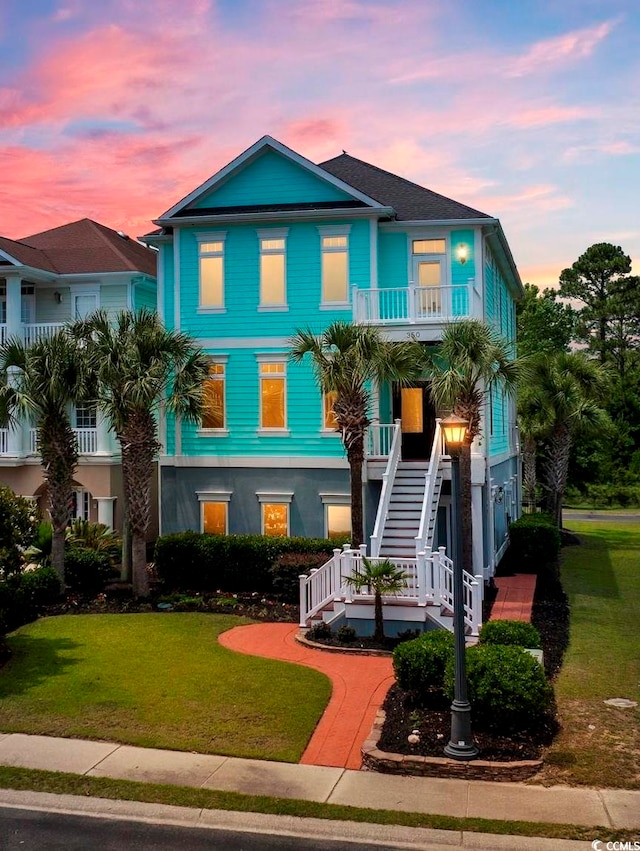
left=441, top=414, right=478, bottom=761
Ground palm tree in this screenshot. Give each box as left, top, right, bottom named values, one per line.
left=426, top=320, right=522, bottom=573
left=290, top=321, right=424, bottom=547
left=71, top=309, right=209, bottom=597
left=344, top=556, right=407, bottom=642
left=522, top=352, right=609, bottom=528
left=0, top=332, right=93, bottom=582
left=517, top=399, right=549, bottom=513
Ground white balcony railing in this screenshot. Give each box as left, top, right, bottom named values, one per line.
left=30, top=427, right=98, bottom=455
left=354, top=281, right=480, bottom=325
left=23, top=323, right=65, bottom=346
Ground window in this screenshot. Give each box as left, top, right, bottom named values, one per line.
left=323, top=391, right=338, bottom=431
left=70, top=490, right=91, bottom=522
left=257, top=492, right=292, bottom=537
left=201, top=361, right=226, bottom=431
left=412, top=237, right=446, bottom=317
left=0, top=286, right=6, bottom=324
left=258, top=231, right=287, bottom=307
left=73, top=292, right=98, bottom=320
left=197, top=491, right=231, bottom=534
left=21, top=285, right=35, bottom=324
left=319, top=227, right=350, bottom=303
left=412, top=239, right=446, bottom=254
left=198, top=234, right=226, bottom=308
left=74, top=404, right=97, bottom=429
left=258, top=359, right=287, bottom=431
left=320, top=493, right=351, bottom=539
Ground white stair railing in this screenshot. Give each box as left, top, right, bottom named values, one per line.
left=433, top=546, right=483, bottom=635
left=414, top=419, right=444, bottom=556
left=366, top=422, right=396, bottom=458
left=299, top=547, right=344, bottom=626
left=369, top=420, right=402, bottom=557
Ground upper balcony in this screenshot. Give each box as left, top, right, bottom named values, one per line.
left=353, top=280, right=482, bottom=341
left=0, top=323, right=65, bottom=347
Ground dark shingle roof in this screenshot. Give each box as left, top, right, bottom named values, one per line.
left=4, top=218, right=157, bottom=277
left=319, top=154, right=492, bottom=222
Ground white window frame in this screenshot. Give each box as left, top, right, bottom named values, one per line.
left=318, top=225, right=351, bottom=308
left=71, top=489, right=91, bottom=522
left=257, top=228, right=288, bottom=311
left=256, top=353, right=289, bottom=435
left=197, top=490, right=231, bottom=534
left=74, top=403, right=97, bottom=430
left=257, top=491, right=293, bottom=536
left=70, top=285, right=100, bottom=321
left=196, top=231, right=227, bottom=312
left=319, top=492, right=351, bottom=539
left=198, top=355, right=229, bottom=436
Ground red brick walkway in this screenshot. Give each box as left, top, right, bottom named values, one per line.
left=219, top=623, right=394, bottom=770
left=490, top=574, right=537, bottom=622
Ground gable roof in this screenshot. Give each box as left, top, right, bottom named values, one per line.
left=19, top=219, right=156, bottom=277
left=156, top=136, right=393, bottom=222
left=319, top=154, right=492, bottom=222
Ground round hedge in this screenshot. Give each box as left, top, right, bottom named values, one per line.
left=479, top=619, right=542, bottom=649
left=445, top=644, right=553, bottom=731
left=393, top=629, right=454, bottom=694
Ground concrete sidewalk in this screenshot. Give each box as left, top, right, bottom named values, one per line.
left=0, top=731, right=637, bottom=832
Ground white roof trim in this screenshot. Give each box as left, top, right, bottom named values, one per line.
left=158, top=135, right=389, bottom=219
left=0, top=248, right=22, bottom=265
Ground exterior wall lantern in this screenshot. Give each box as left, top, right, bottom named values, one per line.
left=456, top=244, right=469, bottom=265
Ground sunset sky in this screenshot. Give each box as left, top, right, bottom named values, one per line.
left=1, top=0, right=638, bottom=287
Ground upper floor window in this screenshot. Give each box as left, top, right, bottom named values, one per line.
left=257, top=358, right=287, bottom=432
left=323, top=390, right=338, bottom=431
left=319, top=226, right=350, bottom=304
left=74, top=403, right=97, bottom=430
left=201, top=360, right=226, bottom=431
left=197, top=233, right=226, bottom=308
left=412, top=239, right=446, bottom=255
left=258, top=229, right=288, bottom=308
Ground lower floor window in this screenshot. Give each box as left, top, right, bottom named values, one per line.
left=202, top=501, right=227, bottom=534
left=70, top=490, right=90, bottom=521
left=262, top=503, right=288, bottom=536
left=326, top=504, right=351, bottom=539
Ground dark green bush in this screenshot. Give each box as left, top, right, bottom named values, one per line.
left=445, top=644, right=553, bottom=731
left=0, top=579, right=35, bottom=634
left=336, top=624, right=357, bottom=643
left=64, top=548, right=116, bottom=595
left=20, top=566, right=62, bottom=606
left=479, top=619, right=541, bottom=649
left=393, top=629, right=454, bottom=694
left=307, top=621, right=332, bottom=641
left=270, top=551, right=332, bottom=603
left=508, top=515, right=561, bottom=572
left=154, top=532, right=334, bottom=594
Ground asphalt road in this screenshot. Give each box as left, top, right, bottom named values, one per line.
left=0, top=807, right=405, bottom=851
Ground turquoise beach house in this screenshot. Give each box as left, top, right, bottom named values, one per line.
left=145, top=136, right=522, bottom=631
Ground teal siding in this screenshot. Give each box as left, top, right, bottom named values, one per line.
left=485, top=245, right=516, bottom=457
left=192, top=149, right=354, bottom=209
left=378, top=232, right=408, bottom=288
left=161, top=244, right=175, bottom=331
left=180, top=350, right=346, bottom=458
left=450, top=229, right=475, bottom=316
left=134, top=283, right=156, bottom=312
left=178, top=219, right=370, bottom=342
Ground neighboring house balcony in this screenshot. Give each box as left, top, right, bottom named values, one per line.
left=352, top=279, right=482, bottom=340
left=0, top=426, right=113, bottom=459
left=0, top=322, right=65, bottom=346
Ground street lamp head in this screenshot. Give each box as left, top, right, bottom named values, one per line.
left=441, top=414, right=469, bottom=451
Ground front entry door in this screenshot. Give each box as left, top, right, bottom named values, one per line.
left=392, top=382, right=436, bottom=461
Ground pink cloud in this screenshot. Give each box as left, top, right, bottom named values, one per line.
left=507, top=20, right=617, bottom=77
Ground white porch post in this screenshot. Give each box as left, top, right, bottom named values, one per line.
left=471, top=482, right=485, bottom=579
left=6, top=275, right=22, bottom=340
left=96, top=496, right=116, bottom=530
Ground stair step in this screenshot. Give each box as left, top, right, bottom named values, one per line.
left=389, top=493, right=422, bottom=503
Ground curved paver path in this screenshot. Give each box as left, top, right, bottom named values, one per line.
left=219, top=623, right=394, bottom=770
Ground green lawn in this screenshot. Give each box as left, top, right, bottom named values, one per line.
left=0, top=614, right=331, bottom=763
left=537, top=521, right=640, bottom=787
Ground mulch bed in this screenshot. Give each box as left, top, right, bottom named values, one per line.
left=377, top=558, right=570, bottom=762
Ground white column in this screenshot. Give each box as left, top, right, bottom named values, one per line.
left=471, top=482, right=485, bottom=579
left=6, top=275, right=22, bottom=339
left=96, top=497, right=116, bottom=530
left=6, top=365, right=25, bottom=455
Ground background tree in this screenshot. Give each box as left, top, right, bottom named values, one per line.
left=523, top=352, right=609, bottom=527
left=516, top=283, right=576, bottom=357
left=427, top=320, right=522, bottom=573
left=71, top=309, right=208, bottom=597
left=558, top=243, right=638, bottom=365
left=290, top=321, right=423, bottom=547
left=0, top=332, right=92, bottom=582
left=0, top=485, right=38, bottom=576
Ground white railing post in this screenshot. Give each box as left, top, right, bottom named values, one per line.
left=472, top=573, right=484, bottom=635
left=416, top=550, right=427, bottom=606
left=432, top=548, right=440, bottom=602
left=408, top=281, right=415, bottom=324
left=299, top=574, right=309, bottom=627
left=332, top=548, right=342, bottom=600
left=438, top=546, right=447, bottom=606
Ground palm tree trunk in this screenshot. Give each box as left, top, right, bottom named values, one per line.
left=542, top=424, right=572, bottom=529
left=523, top=435, right=537, bottom=512
left=347, top=437, right=365, bottom=548
left=459, top=442, right=473, bottom=574
left=50, top=530, right=66, bottom=584
left=131, top=530, right=149, bottom=597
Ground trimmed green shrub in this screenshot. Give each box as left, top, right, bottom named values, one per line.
left=479, top=619, right=541, bottom=649
left=0, top=579, right=35, bottom=634
left=445, top=644, right=553, bottom=731
left=508, top=514, right=561, bottom=572
left=270, top=551, right=332, bottom=603
left=307, top=621, right=331, bottom=641
left=393, top=629, right=454, bottom=694
left=20, top=566, right=62, bottom=606
left=64, top=548, right=116, bottom=595
left=154, top=532, right=334, bottom=594
left=336, top=624, right=357, bottom=643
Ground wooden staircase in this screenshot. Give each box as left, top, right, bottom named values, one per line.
left=379, top=462, right=443, bottom=559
